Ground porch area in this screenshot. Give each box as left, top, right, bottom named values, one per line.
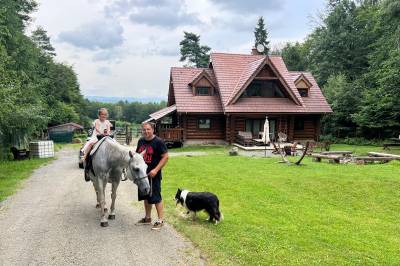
left=233, top=142, right=305, bottom=157
left=225, top=114, right=322, bottom=144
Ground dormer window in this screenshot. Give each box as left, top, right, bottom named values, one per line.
left=242, top=80, right=286, bottom=98
left=196, top=87, right=211, bottom=96
left=298, top=88, right=308, bottom=97
left=294, top=74, right=312, bottom=98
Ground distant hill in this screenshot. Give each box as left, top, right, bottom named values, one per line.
left=85, top=95, right=166, bottom=103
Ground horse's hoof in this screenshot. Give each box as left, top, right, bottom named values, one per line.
left=95, top=203, right=100, bottom=208
left=100, top=221, right=109, bottom=227
left=108, top=214, right=115, bottom=220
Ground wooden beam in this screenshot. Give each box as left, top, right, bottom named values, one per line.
left=367, top=152, right=400, bottom=159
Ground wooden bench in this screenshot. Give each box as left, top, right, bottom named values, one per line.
left=236, top=131, right=255, bottom=147
left=352, top=156, right=396, bottom=164
left=320, top=151, right=353, bottom=156
left=367, top=152, right=400, bottom=160
left=311, top=153, right=341, bottom=164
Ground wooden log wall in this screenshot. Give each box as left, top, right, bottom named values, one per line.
left=292, top=115, right=321, bottom=141
left=183, top=114, right=225, bottom=140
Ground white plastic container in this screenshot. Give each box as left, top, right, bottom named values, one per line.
left=29, top=140, right=55, bottom=158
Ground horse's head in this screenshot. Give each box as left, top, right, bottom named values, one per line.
left=127, top=150, right=150, bottom=196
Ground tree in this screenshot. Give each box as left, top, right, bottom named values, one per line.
left=281, top=42, right=309, bottom=71
left=254, top=16, right=270, bottom=55
left=321, top=74, right=361, bottom=137
left=179, top=32, right=211, bottom=68
left=31, top=26, right=56, bottom=57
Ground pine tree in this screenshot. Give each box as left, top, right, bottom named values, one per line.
left=254, top=16, right=270, bottom=55
left=31, top=26, right=56, bottom=57
left=179, top=32, right=211, bottom=68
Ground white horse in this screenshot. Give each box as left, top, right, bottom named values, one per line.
left=89, top=137, right=150, bottom=227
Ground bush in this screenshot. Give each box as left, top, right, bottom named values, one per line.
left=320, top=135, right=384, bottom=146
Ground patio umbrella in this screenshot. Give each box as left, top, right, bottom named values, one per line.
left=263, top=116, right=270, bottom=144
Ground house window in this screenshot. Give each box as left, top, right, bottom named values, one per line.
left=198, top=118, right=211, bottom=129
left=242, top=80, right=285, bottom=98
left=196, top=87, right=211, bottom=96
left=298, top=89, right=308, bottom=97
left=294, top=118, right=305, bottom=130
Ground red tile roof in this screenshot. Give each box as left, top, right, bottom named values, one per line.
left=170, top=67, right=223, bottom=113
left=168, top=52, right=332, bottom=114
left=145, top=104, right=177, bottom=122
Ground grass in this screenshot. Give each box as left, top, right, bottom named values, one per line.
left=0, top=142, right=81, bottom=202
left=162, top=145, right=400, bottom=265
left=0, top=157, right=53, bottom=202
left=329, top=144, right=400, bottom=155
left=169, top=145, right=228, bottom=154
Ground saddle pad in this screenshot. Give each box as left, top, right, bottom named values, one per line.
left=89, top=137, right=116, bottom=156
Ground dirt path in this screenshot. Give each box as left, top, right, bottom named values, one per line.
left=0, top=147, right=204, bottom=265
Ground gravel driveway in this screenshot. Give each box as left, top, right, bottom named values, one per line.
left=0, top=147, right=204, bottom=265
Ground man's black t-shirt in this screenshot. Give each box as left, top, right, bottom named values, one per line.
left=136, top=136, right=168, bottom=179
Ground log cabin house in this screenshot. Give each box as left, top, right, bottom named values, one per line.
left=145, top=50, right=332, bottom=145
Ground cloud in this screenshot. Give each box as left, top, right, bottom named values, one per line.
left=129, top=6, right=201, bottom=28
left=208, top=0, right=284, bottom=13
left=92, top=48, right=125, bottom=63
left=58, top=19, right=124, bottom=50
left=97, top=66, right=112, bottom=76
left=105, top=0, right=202, bottom=28
left=105, top=0, right=171, bottom=16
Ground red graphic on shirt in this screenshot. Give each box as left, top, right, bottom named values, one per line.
left=138, top=145, right=153, bottom=164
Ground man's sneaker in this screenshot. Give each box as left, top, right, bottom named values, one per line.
left=151, top=221, right=164, bottom=231
left=135, top=217, right=152, bottom=225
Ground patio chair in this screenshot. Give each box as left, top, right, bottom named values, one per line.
left=277, top=132, right=287, bottom=143
left=236, top=131, right=255, bottom=146
left=252, top=131, right=269, bottom=146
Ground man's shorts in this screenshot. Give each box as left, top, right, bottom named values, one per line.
left=138, top=176, right=162, bottom=204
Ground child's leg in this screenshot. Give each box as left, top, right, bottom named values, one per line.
left=82, top=139, right=97, bottom=156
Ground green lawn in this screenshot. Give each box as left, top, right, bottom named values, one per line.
left=163, top=146, right=400, bottom=265
left=0, top=157, right=53, bottom=202
left=329, top=144, right=400, bottom=155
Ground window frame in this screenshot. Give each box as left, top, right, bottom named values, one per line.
left=298, top=88, right=309, bottom=97
left=198, top=118, right=211, bottom=129
left=196, top=86, right=211, bottom=96
left=242, top=80, right=286, bottom=98
left=294, top=118, right=305, bottom=131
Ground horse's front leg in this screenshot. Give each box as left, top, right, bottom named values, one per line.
left=108, top=179, right=120, bottom=220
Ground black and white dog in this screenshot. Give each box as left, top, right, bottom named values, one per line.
left=174, top=188, right=223, bottom=224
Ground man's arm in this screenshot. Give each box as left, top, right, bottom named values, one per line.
left=148, top=152, right=169, bottom=178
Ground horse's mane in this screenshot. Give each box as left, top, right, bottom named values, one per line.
left=102, top=138, right=133, bottom=164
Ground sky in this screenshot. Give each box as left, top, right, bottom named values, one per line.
left=30, top=0, right=326, bottom=99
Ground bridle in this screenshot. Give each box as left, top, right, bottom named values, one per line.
left=128, top=165, right=152, bottom=197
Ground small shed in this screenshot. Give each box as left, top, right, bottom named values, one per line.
left=48, top=123, right=83, bottom=143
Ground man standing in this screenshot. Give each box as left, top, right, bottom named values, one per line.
left=135, top=122, right=169, bottom=231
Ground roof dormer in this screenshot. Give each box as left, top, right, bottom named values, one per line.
left=188, top=69, right=217, bottom=96
left=294, top=74, right=312, bottom=97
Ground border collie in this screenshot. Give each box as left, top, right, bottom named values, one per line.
left=174, top=188, right=223, bottom=224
